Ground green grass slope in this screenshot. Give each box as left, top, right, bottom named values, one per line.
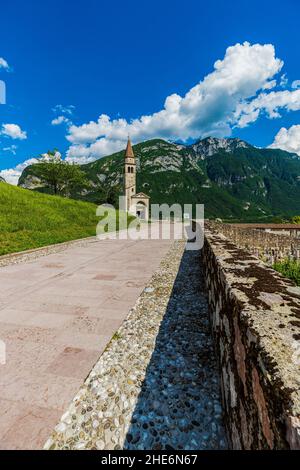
left=0, top=182, right=102, bottom=255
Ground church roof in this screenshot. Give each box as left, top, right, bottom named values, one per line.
left=125, top=138, right=134, bottom=158
left=131, top=192, right=150, bottom=199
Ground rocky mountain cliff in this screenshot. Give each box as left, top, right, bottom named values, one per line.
left=18, top=137, right=300, bottom=220
left=190, top=137, right=251, bottom=158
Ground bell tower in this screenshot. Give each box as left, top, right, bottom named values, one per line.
left=124, top=137, right=136, bottom=212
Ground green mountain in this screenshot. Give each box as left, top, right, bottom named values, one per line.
left=18, top=137, right=300, bottom=221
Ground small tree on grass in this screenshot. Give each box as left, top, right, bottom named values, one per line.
left=35, top=150, right=90, bottom=196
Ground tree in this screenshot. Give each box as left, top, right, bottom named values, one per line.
left=291, top=215, right=300, bottom=224
left=34, top=151, right=90, bottom=196
left=100, top=184, right=122, bottom=207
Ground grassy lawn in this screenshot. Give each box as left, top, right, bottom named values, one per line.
left=273, top=258, right=300, bottom=286
left=0, top=182, right=129, bottom=256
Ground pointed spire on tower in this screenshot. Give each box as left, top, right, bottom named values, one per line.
left=125, top=136, right=134, bottom=158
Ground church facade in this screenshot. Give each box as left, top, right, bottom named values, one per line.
left=123, top=138, right=150, bottom=220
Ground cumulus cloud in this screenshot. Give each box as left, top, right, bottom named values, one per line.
left=1, top=123, right=27, bottom=140
left=0, top=158, right=38, bottom=185
left=65, top=139, right=126, bottom=164
left=235, top=89, right=300, bottom=127
left=269, top=125, right=300, bottom=155
left=0, top=58, right=9, bottom=70
left=66, top=42, right=284, bottom=161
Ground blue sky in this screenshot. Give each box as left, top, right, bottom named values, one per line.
left=1, top=0, right=300, bottom=183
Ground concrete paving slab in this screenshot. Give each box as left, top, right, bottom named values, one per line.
left=0, top=236, right=173, bottom=449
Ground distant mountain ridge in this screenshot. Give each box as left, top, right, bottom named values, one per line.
left=18, top=137, right=300, bottom=220
left=190, top=136, right=251, bottom=158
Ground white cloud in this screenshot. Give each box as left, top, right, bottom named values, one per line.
left=280, top=74, right=288, bottom=88
left=3, top=144, right=17, bottom=155
left=269, top=125, right=300, bottom=155
left=292, top=80, right=300, bottom=89
left=0, top=58, right=9, bottom=70
left=263, top=79, right=277, bottom=90
left=0, top=151, right=63, bottom=185
left=65, top=139, right=126, bottom=164
left=235, top=89, right=300, bottom=127
left=0, top=158, right=38, bottom=185
left=1, top=123, right=27, bottom=140
left=52, top=104, right=75, bottom=116
left=51, top=115, right=71, bottom=126
left=66, top=41, right=284, bottom=161
left=51, top=105, right=74, bottom=126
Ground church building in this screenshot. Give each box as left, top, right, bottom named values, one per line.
left=123, top=138, right=150, bottom=220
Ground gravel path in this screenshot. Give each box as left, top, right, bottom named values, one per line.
left=44, top=241, right=227, bottom=450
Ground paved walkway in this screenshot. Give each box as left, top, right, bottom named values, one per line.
left=0, top=237, right=172, bottom=449
left=45, top=242, right=226, bottom=450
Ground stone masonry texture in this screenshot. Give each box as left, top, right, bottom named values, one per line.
left=202, top=223, right=300, bottom=449
left=211, top=221, right=300, bottom=263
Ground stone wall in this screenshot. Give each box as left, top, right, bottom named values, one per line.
left=202, top=224, right=300, bottom=449
left=210, top=222, right=300, bottom=263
